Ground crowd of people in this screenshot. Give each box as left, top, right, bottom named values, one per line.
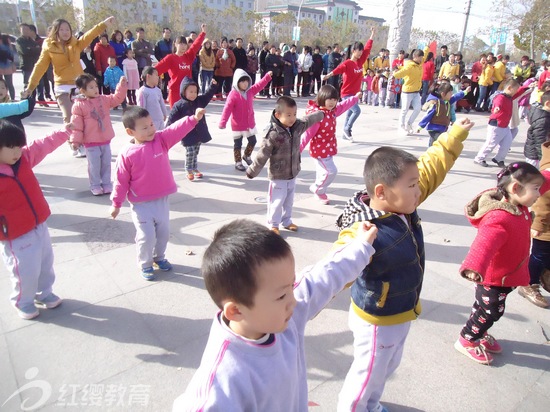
left=1, top=15, right=550, bottom=412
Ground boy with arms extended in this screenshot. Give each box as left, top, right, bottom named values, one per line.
left=336, top=119, right=475, bottom=412
left=173, top=219, right=377, bottom=411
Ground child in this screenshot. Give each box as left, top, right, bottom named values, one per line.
left=524, top=91, right=550, bottom=167
left=301, top=85, right=361, bottom=204
left=109, top=106, right=204, bottom=280
left=362, top=69, right=373, bottom=104
left=385, top=70, right=401, bottom=109
left=0, top=80, right=35, bottom=131
left=371, top=70, right=380, bottom=106
left=70, top=74, right=127, bottom=196
left=520, top=141, right=550, bottom=308
left=103, top=56, right=126, bottom=110
left=173, top=218, right=377, bottom=410
left=165, top=77, right=218, bottom=180
left=418, top=82, right=470, bottom=146
left=335, top=119, right=475, bottom=411
left=0, top=119, right=72, bottom=319
left=122, top=48, right=139, bottom=105
left=474, top=79, right=523, bottom=167
left=137, top=67, right=167, bottom=131
left=246, top=96, right=324, bottom=234
left=219, top=69, right=272, bottom=171
left=378, top=69, right=388, bottom=107
left=455, top=162, right=546, bottom=364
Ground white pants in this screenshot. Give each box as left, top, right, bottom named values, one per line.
left=338, top=307, right=411, bottom=412
left=371, top=93, right=379, bottom=106
left=399, top=92, right=421, bottom=128
left=378, top=88, right=387, bottom=107
left=86, top=144, right=112, bottom=192
left=475, top=125, right=512, bottom=163
left=267, top=178, right=296, bottom=228
left=130, top=197, right=170, bottom=269
left=311, top=156, right=338, bottom=195
left=1, top=223, right=56, bottom=310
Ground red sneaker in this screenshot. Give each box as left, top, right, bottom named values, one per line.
left=480, top=334, right=502, bottom=353
left=454, top=337, right=493, bottom=365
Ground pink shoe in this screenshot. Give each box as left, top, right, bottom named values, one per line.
left=454, top=337, right=493, bottom=365
left=480, top=334, right=502, bottom=353
left=315, top=193, right=330, bottom=205
left=91, top=188, right=103, bottom=196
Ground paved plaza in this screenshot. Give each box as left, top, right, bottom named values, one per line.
left=1, top=75, right=549, bottom=411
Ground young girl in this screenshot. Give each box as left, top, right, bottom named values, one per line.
left=166, top=77, right=218, bottom=180
left=455, top=162, right=547, bottom=364
left=122, top=48, right=139, bottom=105
left=361, top=69, right=373, bottom=104
left=70, top=74, right=127, bottom=195
left=137, top=67, right=167, bottom=130
left=0, top=119, right=72, bottom=319
left=0, top=79, right=35, bottom=131
left=300, top=85, right=361, bottom=204
left=219, top=69, right=272, bottom=171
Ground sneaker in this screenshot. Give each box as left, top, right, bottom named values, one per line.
left=315, top=193, right=330, bottom=205
left=518, top=284, right=549, bottom=308
left=141, top=267, right=155, bottom=281
left=235, top=162, right=246, bottom=171
left=406, top=124, right=414, bottom=135
left=187, top=172, right=195, bottom=181
left=154, top=259, right=172, bottom=271
left=16, top=304, right=40, bottom=320
left=193, top=170, right=203, bottom=179
left=243, top=156, right=253, bottom=166
left=34, top=293, right=62, bottom=309
left=454, top=337, right=493, bottom=365
left=480, top=334, right=502, bottom=353
left=369, top=403, right=389, bottom=412
left=342, top=130, right=354, bottom=142
left=398, top=125, right=409, bottom=136
left=91, top=188, right=103, bottom=196
left=474, top=159, right=488, bottom=167
left=102, top=186, right=112, bottom=195
left=283, top=223, right=298, bottom=232
left=75, top=146, right=86, bottom=158
left=270, top=227, right=280, bottom=235
left=491, top=158, right=505, bottom=168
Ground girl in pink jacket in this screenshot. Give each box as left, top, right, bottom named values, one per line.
left=218, top=69, right=272, bottom=171
left=455, top=162, right=548, bottom=365
left=70, top=73, right=127, bottom=195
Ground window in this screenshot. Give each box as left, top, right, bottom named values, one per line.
left=307, top=13, right=310, bottom=17
left=302, top=12, right=304, bottom=17
left=152, top=2, right=157, bottom=8
left=217, top=0, right=221, bottom=4
left=240, top=1, right=243, bottom=6
left=328, top=15, right=331, bottom=20
left=249, top=2, right=252, bottom=8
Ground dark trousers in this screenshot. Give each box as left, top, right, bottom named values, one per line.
left=311, top=73, right=322, bottom=94
left=215, top=75, right=232, bottom=95
left=283, top=73, right=293, bottom=96
left=460, top=284, right=513, bottom=342
left=260, top=69, right=268, bottom=95
left=247, top=72, right=256, bottom=85
left=528, top=238, right=550, bottom=285
left=428, top=130, right=442, bottom=147
left=297, top=71, right=310, bottom=96
left=161, top=73, right=170, bottom=100
left=98, top=74, right=110, bottom=95
left=23, top=70, right=45, bottom=100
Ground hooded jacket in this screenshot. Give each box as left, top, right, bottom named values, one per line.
left=418, top=91, right=465, bottom=132
left=219, top=69, right=271, bottom=131
left=531, top=142, right=550, bottom=241
left=524, top=104, right=550, bottom=161
left=165, top=77, right=217, bottom=146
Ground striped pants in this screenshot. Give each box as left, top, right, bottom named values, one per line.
left=185, top=143, right=201, bottom=171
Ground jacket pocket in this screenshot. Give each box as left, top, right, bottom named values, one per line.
left=376, top=281, right=390, bottom=308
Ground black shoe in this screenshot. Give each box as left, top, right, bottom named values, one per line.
left=492, top=158, right=505, bottom=168
left=474, top=160, right=488, bottom=167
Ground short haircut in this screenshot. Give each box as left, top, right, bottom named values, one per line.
left=100, top=33, right=108, bottom=40
left=122, top=106, right=150, bottom=130
left=333, top=43, right=339, bottom=49
left=108, top=55, right=117, bottom=61
left=501, top=78, right=519, bottom=90
left=75, top=73, right=97, bottom=90
left=399, top=50, right=405, bottom=54
left=163, top=27, right=171, bottom=33
left=136, top=27, right=144, bottom=32
left=28, top=24, right=37, bottom=33
left=141, top=66, right=157, bottom=81
left=541, top=91, right=550, bottom=106
left=0, top=119, right=27, bottom=148
left=275, top=96, right=297, bottom=113
left=262, top=40, right=269, bottom=46
left=19, top=23, right=30, bottom=29
left=202, top=219, right=292, bottom=308
left=480, top=53, right=487, bottom=58
left=441, top=45, right=448, bottom=50
left=449, top=53, right=455, bottom=58
left=438, top=82, right=453, bottom=95
left=363, top=147, right=418, bottom=195
left=413, top=49, right=424, bottom=58
left=236, top=37, right=243, bottom=42
left=541, top=81, right=550, bottom=92
left=503, top=54, right=510, bottom=60
left=315, top=84, right=339, bottom=107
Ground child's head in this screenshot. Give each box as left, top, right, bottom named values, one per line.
left=315, top=84, right=339, bottom=110
left=75, top=74, right=99, bottom=98
left=412, top=49, right=424, bottom=64
left=181, top=77, right=199, bottom=101
left=497, top=162, right=544, bottom=207
left=108, top=56, right=117, bottom=68
left=375, top=70, right=382, bottom=76
left=99, top=33, right=109, bottom=45
left=274, top=96, right=298, bottom=128
left=438, top=82, right=453, bottom=101
left=541, top=91, right=550, bottom=111
left=501, top=78, right=520, bottom=96
left=122, top=106, right=156, bottom=143
left=366, top=69, right=373, bottom=76
left=141, top=66, right=159, bottom=87
left=363, top=147, right=420, bottom=214
left=0, top=120, right=26, bottom=165
left=540, top=81, right=550, bottom=94
left=125, top=48, right=134, bottom=59
left=174, top=36, right=188, bottom=53
left=237, top=75, right=250, bottom=91
left=202, top=219, right=296, bottom=339
left=451, top=75, right=461, bottom=84
left=0, top=78, right=10, bottom=103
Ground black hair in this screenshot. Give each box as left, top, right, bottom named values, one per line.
left=100, top=33, right=108, bottom=40
left=540, top=81, right=550, bottom=93
left=315, top=84, right=339, bottom=107
left=346, top=41, right=364, bottom=59
left=363, top=147, right=418, bottom=196
left=136, top=27, right=144, bottom=32
left=236, top=37, right=243, bottom=42
left=162, top=27, right=171, bottom=33
left=541, top=91, right=550, bottom=106
left=141, top=66, right=157, bottom=81
left=75, top=73, right=97, bottom=90
left=262, top=40, right=269, bottom=46
left=496, top=162, right=544, bottom=200
left=501, top=78, right=519, bottom=90
left=28, top=24, right=37, bottom=34
left=0, top=119, right=27, bottom=148
left=122, top=106, right=150, bottom=130
left=413, top=49, right=424, bottom=59
left=426, top=51, right=434, bottom=61
left=275, top=95, right=297, bottom=113
left=124, top=48, right=133, bottom=57
left=438, top=82, right=453, bottom=96
left=441, top=45, right=448, bottom=50
left=203, top=219, right=292, bottom=308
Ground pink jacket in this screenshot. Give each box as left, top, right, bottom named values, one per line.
left=70, top=82, right=127, bottom=147
left=219, top=70, right=271, bottom=131
left=110, top=115, right=198, bottom=208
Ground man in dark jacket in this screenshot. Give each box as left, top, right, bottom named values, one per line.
left=233, top=38, right=248, bottom=71
left=524, top=92, right=550, bottom=166
left=434, top=45, right=449, bottom=75
left=259, top=41, right=269, bottom=96
left=155, top=27, right=173, bottom=99
left=328, top=44, right=342, bottom=91
left=311, top=46, right=324, bottom=94
left=16, top=23, right=44, bottom=101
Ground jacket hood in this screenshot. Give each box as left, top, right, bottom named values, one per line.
left=232, top=69, right=252, bottom=97
left=540, top=141, right=550, bottom=170
left=180, top=76, right=199, bottom=99
left=426, top=93, right=439, bottom=102
left=336, top=190, right=389, bottom=230
left=465, top=188, right=522, bottom=227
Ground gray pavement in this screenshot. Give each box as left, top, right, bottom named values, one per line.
left=1, top=75, right=549, bottom=412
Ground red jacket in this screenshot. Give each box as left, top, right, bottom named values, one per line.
left=538, top=69, right=550, bottom=90
left=0, top=129, right=69, bottom=240
left=332, top=39, right=373, bottom=97
left=489, top=87, right=528, bottom=128
left=471, top=61, right=483, bottom=83
left=93, top=43, right=116, bottom=74
left=422, top=60, right=435, bottom=81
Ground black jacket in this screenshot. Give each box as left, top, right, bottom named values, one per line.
left=233, top=47, right=248, bottom=71
left=166, top=77, right=218, bottom=146
left=265, top=53, right=282, bottom=77
left=311, top=53, right=323, bottom=76
left=524, top=104, right=550, bottom=160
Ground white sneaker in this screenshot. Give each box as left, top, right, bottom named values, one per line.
left=342, top=130, right=354, bottom=142
left=406, top=124, right=414, bottom=135
left=398, top=126, right=409, bottom=136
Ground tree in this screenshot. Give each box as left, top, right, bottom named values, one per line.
left=270, top=12, right=296, bottom=45
left=387, top=0, right=415, bottom=62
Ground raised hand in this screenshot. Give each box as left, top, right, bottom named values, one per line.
left=456, top=117, right=475, bottom=132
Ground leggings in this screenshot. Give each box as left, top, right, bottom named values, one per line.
left=127, top=90, right=136, bottom=105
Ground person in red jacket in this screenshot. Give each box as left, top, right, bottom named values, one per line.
left=421, top=51, right=435, bottom=104
left=323, top=27, right=374, bottom=142
left=155, top=24, right=206, bottom=108
left=93, top=33, right=116, bottom=94
left=455, top=162, right=547, bottom=364
left=0, top=120, right=72, bottom=319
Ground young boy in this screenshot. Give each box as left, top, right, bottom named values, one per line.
left=335, top=119, right=474, bottom=412
left=103, top=56, right=126, bottom=109
left=173, top=218, right=378, bottom=410
left=219, top=69, right=272, bottom=171
left=109, top=106, right=204, bottom=280
left=474, top=78, right=523, bottom=167
left=378, top=69, right=388, bottom=108
left=524, top=91, right=550, bottom=167
left=417, top=82, right=471, bottom=146
left=245, top=96, right=324, bottom=234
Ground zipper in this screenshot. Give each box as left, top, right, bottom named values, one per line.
left=406, top=214, right=423, bottom=317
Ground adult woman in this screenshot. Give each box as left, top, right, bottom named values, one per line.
left=199, top=38, right=215, bottom=94
left=123, top=30, right=134, bottom=48
left=297, top=46, right=312, bottom=97
left=0, top=34, right=16, bottom=100
left=214, top=37, right=235, bottom=98
left=110, top=30, right=127, bottom=68
left=323, top=28, right=374, bottom=142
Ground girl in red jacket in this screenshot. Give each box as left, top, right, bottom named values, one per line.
left=455, top=162, right=547, bottom=365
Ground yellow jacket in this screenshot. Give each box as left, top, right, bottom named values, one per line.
left=27, top=22, right=107, bottom=92
left=439, top=61, right=459, bottom=79
left=373, top=56, right=389, bottom=70
left=479, top=64, right=494, bottom=87
left=493, top=61, right=506, bottom=82
left=362, top=58, right=373, bottom=75
left=393, top=46, right=429, bottom=93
